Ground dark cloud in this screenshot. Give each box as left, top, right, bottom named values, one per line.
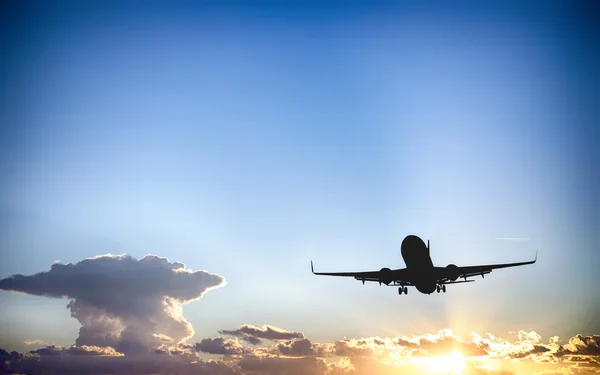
left=30, top=345, right=64, bottom=356
left=29, top=344, right=124, bottom=357
left=196, top=338, right=246, bottom=355
left=220, top=324, right=304, bottom=345
left=277, top=339, right=321, bottom=357
left=237, top=356, right=328, bottom=375
left=0, top=254, right=226, bottom=355
left=233, top=333, right=261, bottom=345
left=3, top=349, right=239, bottom=375
left=331, top=340, right=373, bottom=358
left=394, top=337, right=419, bottom=348
left=508, top=344, right=550, bottom=359
left=0, top=348, right=20, bottom=375
left=3, top=347, right=342, bottom=375
left=560, top=335, right=600, bottom=357
left=0, top=347, right=22, bottom=372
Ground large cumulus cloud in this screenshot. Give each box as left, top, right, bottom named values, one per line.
left=0, top=254, right=226, bottom=354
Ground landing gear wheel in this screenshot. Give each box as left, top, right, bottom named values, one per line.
left=398, top=287, right=403, bottom=295
left=436, top=285, right=441, bottom=293
left=442, top=285, right=446, bottom=293
left=404, top=287, right=408, bottom=294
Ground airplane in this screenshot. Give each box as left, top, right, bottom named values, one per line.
left=310, top=235, right=537, bottom=295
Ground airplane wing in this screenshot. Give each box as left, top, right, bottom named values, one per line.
left=436, top=251, right=537, bottom=284
left=311, top=261, right=412, bottom=285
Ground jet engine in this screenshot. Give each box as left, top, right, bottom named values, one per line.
left=379, top=267, right=394, bottom=285
left=446, top=264, right=459, bottom=281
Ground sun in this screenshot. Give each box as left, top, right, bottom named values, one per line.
left=419, top=351, right=467, bottom=374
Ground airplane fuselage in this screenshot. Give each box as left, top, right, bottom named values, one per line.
left=401, top=235, right=437, bottom=294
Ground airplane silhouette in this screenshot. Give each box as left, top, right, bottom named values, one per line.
left=311, top=235, right=537, bottom=295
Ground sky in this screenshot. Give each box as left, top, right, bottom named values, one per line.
left=0, top=0, right=598, bottom=374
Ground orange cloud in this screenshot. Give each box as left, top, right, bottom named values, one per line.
left=4, top=329, right=599, bottom=374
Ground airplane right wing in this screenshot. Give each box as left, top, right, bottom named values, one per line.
left=436, top=251, right=537, bottom=283
left=311, top=261, right=412, bottom=285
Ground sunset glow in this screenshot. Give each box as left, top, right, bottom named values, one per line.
left=418, top=351, right=467, bottom=374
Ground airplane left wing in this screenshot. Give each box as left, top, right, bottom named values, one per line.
left=311, top=261, right=412, bottom=285
left=436, top=251, right=537, bottom=283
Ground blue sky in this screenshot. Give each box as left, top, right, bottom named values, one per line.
left=0, top=0, right=598, bottom=355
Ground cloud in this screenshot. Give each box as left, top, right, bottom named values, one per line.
left=330, top=339, right=374, bottom=358
left=326, top=357, right=356, bottom=374
left=0, top=254, right=226, bottom=355
left=466, top=330, right=600, bottom=368
left=2, top=330, right=600, bottom=375
left=277, top=338, right=323, bottom=357
left=29, top=344, right=124, bottom=357
left=0, top=348, right=22, bottom=375
left=196, top=338, right=246, bottom=355
left=24, top=338, right=53, bottom=346
left=4, top=349, right=239, bottom=375
left=220, top=324, right=305, bottom=345
left=561, top=335, right=600, bottom=356
left=402, top=329, right=489, bottom=357
left=68, top=345, right=125, bottom=356
left=465, top=361, right=515, bottom=374
left=29, top=345, right=64, bottom=356
left=153, top=333, right=174, bottom=342
left=237, top=356, right=328, bottom=375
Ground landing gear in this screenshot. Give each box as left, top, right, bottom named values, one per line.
left=442, top=285, right=446, bottom=293
left=398, top=286, right=408, bottom=295
left=436, top=285, right=441, bottom=293
left=436, top=285, right=447, bottom=293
